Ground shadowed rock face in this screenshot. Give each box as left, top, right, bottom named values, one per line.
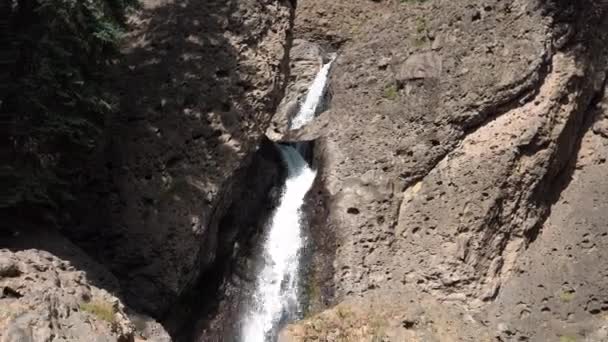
left=61, top=0, right=294, bottom=317
left=280, top=0, right=608, bottom=341
left=2, top=0, right=296, bottom=340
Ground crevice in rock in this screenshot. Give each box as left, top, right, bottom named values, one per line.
left=267, top=45, right=337, bottom=142
left=179, top=32, right=339, bottom=340
left=170, top=138, right=322, bottom=341
left=268, top=0, right=297, bottom=129
left=395, top=47, right=554, bottom=195
left=460, top=52, right=552, bottom=135
left=1, top=286, right=23, bottom=299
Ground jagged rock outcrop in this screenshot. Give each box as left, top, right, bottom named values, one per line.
left=0, top=229, right=172, bottom=342
left=281, top=0, right=608, bottom=340
left=0, top=249, right=134, bottom=342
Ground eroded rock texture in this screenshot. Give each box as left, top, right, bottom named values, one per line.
left=0, top=229, right=172, bottom=342
left=0, top=248, right=137, bottom=342
left=282, top=0, right=608, bottom=341
left=487, top=83, right=608, bottom=341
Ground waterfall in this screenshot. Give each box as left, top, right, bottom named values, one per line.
left=290, top=55, right=336, bottom=130
left=240, top=56, right=335, bottom=342
left=240, top=145, right=316, bottom=342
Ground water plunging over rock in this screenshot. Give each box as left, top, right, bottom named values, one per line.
left=241, top=145, right=316, bottom=342
left=239, top=56, right=335, bottom=342
left=290, top=55, right=336, bottom=130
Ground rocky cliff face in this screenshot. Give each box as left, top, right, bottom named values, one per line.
left=4, top=0, right=608, bottom=341
left=64, top=0, right=295, bottom=317
left=2, top=0, right=295, bottom=340
left=281, top=0, right=608, bottom=341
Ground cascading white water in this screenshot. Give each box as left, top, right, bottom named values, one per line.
left=240, top=56, right=335, bottom=342
left=240, top=146, right=316, bottom=342
left=290, top=55, right=336, bottom=130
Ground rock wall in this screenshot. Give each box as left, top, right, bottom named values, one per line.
left=4, top=0, right=608, bottom=340
left=281, top=0, right=608, bottom=341
left=1, top=0, right=299, bottom=339
left=64, top=0, right=295, bottom=317
left=486, top=82, right=608, bottom=341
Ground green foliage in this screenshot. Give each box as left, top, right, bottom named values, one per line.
left=559, top=290, right=575, bottom=302
left=560, top=335, right=578, bottom=342
left=383, top=84, right=398, bottom=100
left=1, top=0, right=135, bottom=217
left=415, top=17, right=428, bottom=34
left=80, top=300, right=116, bottom=323
left=412, top=17, right=429, bottom=47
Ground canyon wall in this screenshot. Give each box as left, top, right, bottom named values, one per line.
left=3, top=0, right=608, bottom=341
left=282, top=0, right=608, bottom=341
left=3, top=0, right=296, bottom=340
left=68, top=0, right=295, bottom=317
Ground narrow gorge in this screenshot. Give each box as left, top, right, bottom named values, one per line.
left=2, top=0, right=608, bottom=342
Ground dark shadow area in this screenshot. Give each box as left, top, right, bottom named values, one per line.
left=66, top=0, right=245, bottom=315
left=181, top=139, right=323, bottom=342
left=300, top=139, right=336, bottom=313
left=3, top=0, right=296, bottom=339
left=0, top=0, right=18, bottom=185
left=0, top=225, right=123, bottom=295
left=0, top=0, right=15, bottom=99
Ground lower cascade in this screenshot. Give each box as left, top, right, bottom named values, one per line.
left=239, top=56, right=335, bottom=342
left=240, top=144, right=316, bottom=342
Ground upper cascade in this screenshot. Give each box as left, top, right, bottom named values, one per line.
left=290, top=55, right=336, bottom=130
